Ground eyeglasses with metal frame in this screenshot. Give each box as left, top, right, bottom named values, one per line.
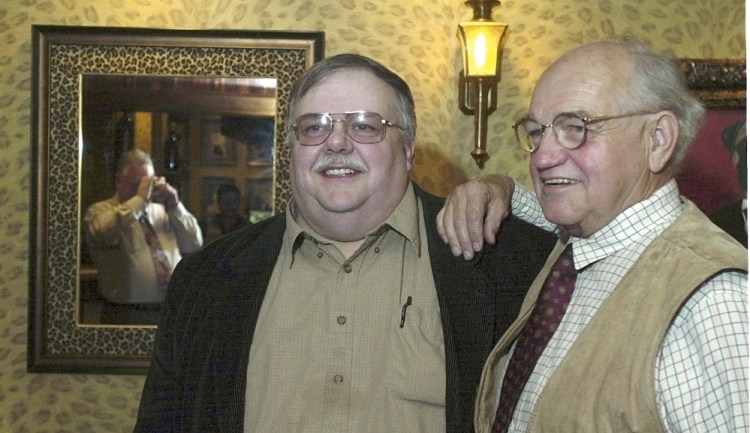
left=292, top=111, right=405, bottom=146
left=513, top=111, right=656, bottom=153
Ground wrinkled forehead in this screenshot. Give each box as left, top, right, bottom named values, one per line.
left=530, top=46, right=633, bottom=118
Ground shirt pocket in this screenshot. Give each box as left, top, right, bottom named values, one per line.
left=385, top=302, right=446, bottom=407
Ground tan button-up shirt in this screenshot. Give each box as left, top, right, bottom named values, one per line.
left=244, top=184, right=446, bottom=433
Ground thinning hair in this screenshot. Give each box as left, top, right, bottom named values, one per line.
left=600, top=39, right=706, bottom=173
left=286, top=53, right=417, bottom=144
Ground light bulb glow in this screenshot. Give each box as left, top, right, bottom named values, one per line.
left=457, top=21, right=507, bottom=77
left=473, top=34, right=488, bottom=68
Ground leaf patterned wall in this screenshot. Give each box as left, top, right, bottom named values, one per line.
left=0, top=0, right=744, bottom=431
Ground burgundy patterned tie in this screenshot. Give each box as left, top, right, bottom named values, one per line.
left=139, top=213, right=172, bottom=292
left=492, top=243, right=576, bottom=433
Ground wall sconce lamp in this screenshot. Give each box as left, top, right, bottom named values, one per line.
left=457, top=0, right=508, bottom=168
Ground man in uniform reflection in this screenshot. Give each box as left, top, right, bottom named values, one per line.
left=84, top=149, right=203, bottom=325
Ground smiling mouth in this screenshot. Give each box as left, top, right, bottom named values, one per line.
left=543, top=178, right=578, bottom=186
left=323, top=168, right=359, bottom=176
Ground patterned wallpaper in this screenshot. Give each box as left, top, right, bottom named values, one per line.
left=0, top=0, right=744, bottom=431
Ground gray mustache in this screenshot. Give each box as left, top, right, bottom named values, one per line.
left=313, top=155, right=368, bottom=173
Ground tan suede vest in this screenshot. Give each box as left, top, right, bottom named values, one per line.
left=475, top=201, right=748, bottom=433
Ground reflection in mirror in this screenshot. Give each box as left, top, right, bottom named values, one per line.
left=79, top=74, right=276, bottom=326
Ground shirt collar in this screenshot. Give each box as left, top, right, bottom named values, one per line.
left=570, top=180, right=684, bottom=270
left=285, top=182, right=422, bottom=258
left=382, top=182, right=422, bottom=256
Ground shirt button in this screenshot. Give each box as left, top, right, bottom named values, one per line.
left=317, top=252, right=323, bottom=259
left=343, top=263, right=352, bottom=273
left=337, top=315, right=347, bottom=325
left=374, top=247, right=380, bottom=254
left=333, top=375, right=344, bottom=384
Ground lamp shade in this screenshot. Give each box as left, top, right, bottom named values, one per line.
left=457, top=20, right=507, bottom=77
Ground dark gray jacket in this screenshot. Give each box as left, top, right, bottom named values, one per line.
left=134, top=183, right=555, bottom=433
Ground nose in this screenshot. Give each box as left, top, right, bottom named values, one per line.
left=324, top=121, right=354, bottom=153
left=532, top=128, right=567, bottom=169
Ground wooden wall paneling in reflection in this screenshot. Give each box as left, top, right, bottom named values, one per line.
left=157, top=114, right=190, bottom=208
left=186, top=114, right=275, bottom=227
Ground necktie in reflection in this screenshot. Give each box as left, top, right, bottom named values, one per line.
left=139, top=213, right=172, bottom=292
left=492, top=243, right=577, bottom=433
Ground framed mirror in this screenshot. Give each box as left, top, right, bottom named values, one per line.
left=78, top=74, right=279, bottom=327
left=29, top=25, right=324, bottom=374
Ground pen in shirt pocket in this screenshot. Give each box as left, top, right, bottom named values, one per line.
left=399, top=296, right=412, bottom=328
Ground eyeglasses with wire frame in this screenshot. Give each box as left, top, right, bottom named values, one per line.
left=513, top=111, right=656, bottom=153
left=292, top=111, right=405, bottom=146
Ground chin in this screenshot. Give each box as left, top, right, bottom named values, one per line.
left=543, top=208, right=581, bottom=228
left=317, top=196, right=363, bottom=213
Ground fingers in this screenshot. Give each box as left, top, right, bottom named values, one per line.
left=482, top=200, right=505, bottom=246
left=437, top=197, right=474, bottom=258
left=437, top=174, right=516, bottom=260
left=151, top=176, right=168, bottom=192
left=151, top=177, right=179, bottom=209
left=438, top=181, right=493, bottom=260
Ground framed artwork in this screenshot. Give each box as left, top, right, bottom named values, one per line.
left=676, top=58, right=746, bottom=245
left=246, top=177, right=274, bottom=223
left=28, top=25, right=323, bottom=374
left=201, top=118, right=237, bottom=166
left=218, top=115, right=275, bottom=165
left=677, top=59, right=746, bottom=211
left=246, top=116, right=275, bottom=165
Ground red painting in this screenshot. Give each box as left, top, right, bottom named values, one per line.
left=676, top=110, right=745, bottom=215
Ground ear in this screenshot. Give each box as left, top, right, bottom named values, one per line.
left=647, top=112, right=679, bottom=174
left=403, top=139, right=417, bottom=172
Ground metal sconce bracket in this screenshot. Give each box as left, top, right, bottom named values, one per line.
left=457, top=0, right=507, bottom=168
left=459, top=73, right=498, bottom=168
